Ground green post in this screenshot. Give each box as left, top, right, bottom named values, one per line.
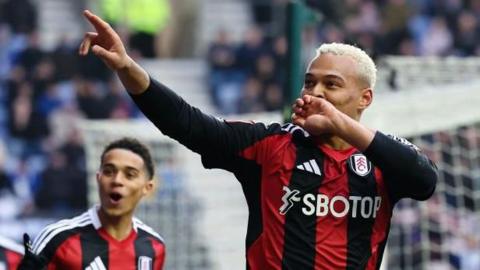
left=283, top=1, right=304, bottom=123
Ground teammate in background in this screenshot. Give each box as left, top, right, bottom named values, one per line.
left=79, top=10, right=437, bottom=269
left=19, top=138, right=165, bottom=269
left=0, top=235, right=23, bottom=270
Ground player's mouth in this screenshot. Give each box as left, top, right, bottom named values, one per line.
left=108, top=192, right=123, bottom=205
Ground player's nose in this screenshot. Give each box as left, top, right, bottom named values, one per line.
left=311, top=86, right=326, bottom=99
left=301, top=86, right=325, bottom=99
left=111, top=173, right=125, bottom=186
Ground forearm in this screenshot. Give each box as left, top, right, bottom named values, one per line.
left=332, top=112, right=437, bottom=200
left=333, top=112, right=375, bottom=151
left=117, top=57, right=150, bottom=95
left=363, top=132, right=437, bottom=200
left=129, top=78, right=225, bottom=153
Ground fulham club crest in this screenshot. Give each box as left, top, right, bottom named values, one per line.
left=349, top=154, right=372, bottom=177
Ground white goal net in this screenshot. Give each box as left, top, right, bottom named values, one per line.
left=364, top=57, right=480, bottom=270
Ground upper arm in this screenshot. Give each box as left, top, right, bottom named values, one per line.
left=129, top=79, right=285, bottom=169
left=200, top=120, right=285, bottom=171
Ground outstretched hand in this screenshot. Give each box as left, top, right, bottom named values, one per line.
left=79, top=10, right=131, bottom=70
left=291, top=95, right=339, bottom=136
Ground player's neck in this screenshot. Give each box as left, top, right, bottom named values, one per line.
left=97, top=209, right=134, bottom=241
left=314, top=135, right=352, bottom=150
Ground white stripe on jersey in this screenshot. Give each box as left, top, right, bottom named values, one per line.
left=32, top=211, right=89, bottom=251
left=309, top=159, right=321, bottom=175
left=281, top=123, right=310, bottom=137
left=88, top=206, right=102, bottom=229
left=32, top=213, right=90, bottom=253
left=387, top=134, right=420, bottom=151
left=86, top=256, right=106, bottom=270
left=133, top=218, right=164, bottom=243
left=94, top=256, right=107, bottom=270
left=33, top=214, right=92, bottom=254
left=282, top=123, right=294, bottom=132
left=303, top=161, right=313, bottom=173
left=32, top=212, right=90, bottom=253
left=0, top=235, right=24, bottom=255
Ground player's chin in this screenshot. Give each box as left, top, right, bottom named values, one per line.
left=102, top=205, right=127, bottom=217
left=101, top=199, right=125, bottom=215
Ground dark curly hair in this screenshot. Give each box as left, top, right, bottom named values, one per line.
left=100, top=137, right=155, bottom=180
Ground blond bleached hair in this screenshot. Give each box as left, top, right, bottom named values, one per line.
left=315, top=43, right=377, bottom=89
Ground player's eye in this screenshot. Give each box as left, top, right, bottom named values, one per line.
left=304, top=79, right=315, bottom=88
left=102, top=167, right=114, bottom=176
left=125, top=170, right=138, bottom=179
left=325, top=81, right=338, bottom=89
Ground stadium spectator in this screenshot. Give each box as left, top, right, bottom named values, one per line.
left=16, top=32, right=44, bottom=79
left=0, top=0, right=37, bottom=34
left=263, top=82, right=283, bottom=111
left=50, top=35, right=79, bottom=81
left=100, top=0, right=171, bottom=58
left=0, top=143, right=27, bottom=220
left=7, top=158, right=36, bottom=218
left=453, top=10, right=478, bottom=56
left=20, top=138, right=166, bottom=269
left=34, top=150, right=86, bottom=215
left=235, top=26, right=268, bottom=76
left=207, top=29, right=240, bottom=111
left=75, top=79, right=117, bottom=119
left=238, top=77, right=265, bottom=114
left=80, top=10, right=437, bottom=269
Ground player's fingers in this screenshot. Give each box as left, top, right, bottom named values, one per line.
left=291, top=113, right=298, bottom=122
left=79, top=32, right=98, bottom=55
left=302, top=95, right=312, bottom=104
left=83, top=10, right=116, bottom=36
left=293, top=106, right=304, bottom=115
left=91, top=45, right=115, bottom=61
left=295, top=98, right=305, bottom=107
left=292, top=113, right=306, bottom=126
left=291, top=101, right=302, bottom=111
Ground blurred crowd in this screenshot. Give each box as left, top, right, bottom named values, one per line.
left=306, top=0, right=480, bottom=58
left=0, top=0, right=141, bottom=220
left=0, top=0, right=198, bottom=224
left=207, top=0, right=480, bottom=114
left=207, top=28, right=286, bottom=115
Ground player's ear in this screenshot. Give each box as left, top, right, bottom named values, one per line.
left=96, top=171, right=101, bottom=183
left=143, top=180, right=154, bottom=196
left=358, top=88, right=373, bottom=110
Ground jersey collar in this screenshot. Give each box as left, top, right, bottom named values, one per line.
left=88, top=205, right=138, bottom=232
left=319, top=144, right=357, bottom=162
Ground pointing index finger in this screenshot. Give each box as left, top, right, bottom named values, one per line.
left=83, top=10, right=115, bottom=34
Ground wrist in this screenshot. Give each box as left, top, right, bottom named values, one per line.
left=330, top=110, right=347, bottom=135
left=118, top=56, right=134, bottom=71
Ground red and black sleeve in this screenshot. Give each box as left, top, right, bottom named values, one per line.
left=129, top=78, right=282, bottom=171
left=0, top=247, right=22, bottom=270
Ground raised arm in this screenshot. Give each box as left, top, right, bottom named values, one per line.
left=79, top=10, right=278, bottom=167
left=293, top=95, right=437, bottom=202
left=292, top=94, right=375, bottom=151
